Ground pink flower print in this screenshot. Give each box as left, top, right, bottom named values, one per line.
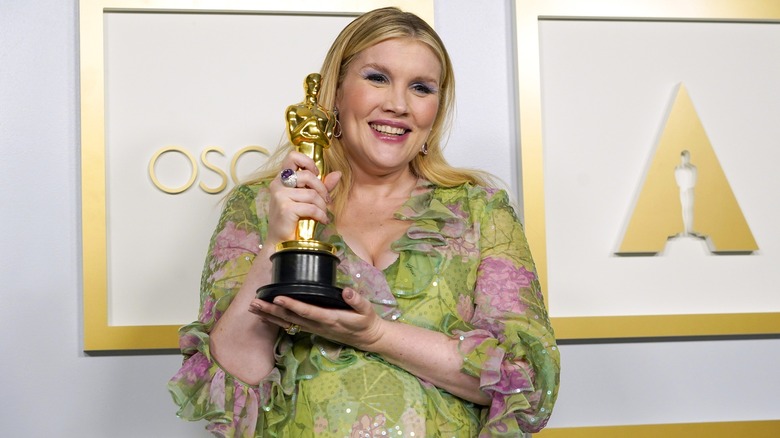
left=200, top=298, right=216, bottom=322
left=313, top=416, right=329, bottom=434
left=400, top=408, right=425, bottom=436
left=447, top=228, right=479, bottom=258
left=178, top=332, right=199, bottom=351
left=206, top=422, right=230, bottom=437
left=463, top=226, right=480, bottom=244
left=416, top=378, right=436, bottom=390
left=476, top=258, right=535, bottom=315
left=484, top=187, right=500, bottom=197
left=212, top=221, right=260, bottom=263
left=207, top=267, right=227, bottom=283
left=350, top=414, right=386, bottom=438
left=479, top=345, right=504, bottom=387
left=447, top=202, right=467, bottom=219
left=441, top=218, right=466, bottom=237
left=254, top=188, right=271, bottom=216
left=340, top=258, right=398, bottom=318
left=171, top=352, right=210, bottom=386
left=496, top=359, right=534, bottom=394
left=457, top=294, right=475, bottom=322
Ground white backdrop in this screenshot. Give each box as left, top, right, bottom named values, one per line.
left=1, top=0, right=778, bottom=436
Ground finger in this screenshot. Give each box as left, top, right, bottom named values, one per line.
left=284, top=193, right=331, bottom=224
left=250, top=299, right=300, bottom=329
left=341, top=288, right=366, bottom=313
left=290, top=169, right=331, bottom=202
left=282, top=151, right=320, bottom=177
left=272, top=296, right=329, bottom=324
left=275, top=168, right=319, bottom=190
left=271, top=183, right=331, bottom=222
left=275, top=166, right=332, bottom=208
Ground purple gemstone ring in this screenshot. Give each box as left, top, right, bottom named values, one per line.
left=280, top=168, right=298, bottom=188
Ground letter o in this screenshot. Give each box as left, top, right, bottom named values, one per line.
left=148, top=146, right=198, bottom=194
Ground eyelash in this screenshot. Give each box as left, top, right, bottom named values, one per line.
left=363, top=72, right=437, bottom=95
left=365, top=72, right=388, bottom=84
left=412, top=83, right=436, bottom=95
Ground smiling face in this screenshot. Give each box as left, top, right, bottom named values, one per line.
left=334, top=38, right=442, bottom=179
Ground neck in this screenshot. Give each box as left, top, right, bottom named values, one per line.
left=349, top=169, right=418, bottom=200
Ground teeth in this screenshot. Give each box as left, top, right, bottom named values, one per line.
left=370, top=123, right=406, bottom=135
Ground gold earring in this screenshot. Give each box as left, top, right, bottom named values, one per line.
left=333, top=110, right=342, bottom=139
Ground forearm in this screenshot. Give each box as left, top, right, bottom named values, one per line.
left=209, top=247, right=279, bottom=385
left=368, top=319, right=490, bottom=406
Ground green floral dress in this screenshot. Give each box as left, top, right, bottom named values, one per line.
left=168, top=179, right=560, bottom=437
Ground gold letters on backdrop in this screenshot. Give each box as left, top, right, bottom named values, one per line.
left=148, top=145, right=269, bottom=194
left=616, top=84, right=758, bottom=255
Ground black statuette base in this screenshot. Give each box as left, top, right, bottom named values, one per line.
left=256, top=248, right=349, bottom=309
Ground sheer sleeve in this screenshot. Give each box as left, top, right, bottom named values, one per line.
left=167, top=183, right=287, bottom=437
left=456, top=189, right=560, bottom=435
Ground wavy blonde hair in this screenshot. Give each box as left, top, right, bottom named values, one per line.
left=246, top=7, right=495, bottom=214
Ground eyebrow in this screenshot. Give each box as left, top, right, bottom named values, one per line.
left=361, top=62, right=440, bottom=86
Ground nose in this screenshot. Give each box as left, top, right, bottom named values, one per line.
left=382, top=85, right=408, bottom=115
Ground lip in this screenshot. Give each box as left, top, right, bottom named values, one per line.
left=368, top=120, right=411, bottom=142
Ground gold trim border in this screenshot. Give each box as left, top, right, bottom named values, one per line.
left=79, top=0, right=434, bottom=351
left=536, top=420, right=780, bottom=437
left=515, top=0, right=780, bottom=340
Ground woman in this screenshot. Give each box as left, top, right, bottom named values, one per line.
left=168, top=7, right=559, bottom=437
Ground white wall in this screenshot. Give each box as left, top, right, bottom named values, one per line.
left=1, top=1, right=777, bottom=436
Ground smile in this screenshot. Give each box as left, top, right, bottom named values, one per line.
left=370, top=123, right=408, bottom=136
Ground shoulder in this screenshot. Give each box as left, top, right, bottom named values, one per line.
left=432, top=183, right=513, bottom=210
left=425, top=183, right=519, bottom=229
left=230, top=179, right=271, bottom=197
left=221, top=180, right=272, bottom=212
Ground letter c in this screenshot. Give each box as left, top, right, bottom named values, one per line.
left=230, top=145, right=270, bottom=184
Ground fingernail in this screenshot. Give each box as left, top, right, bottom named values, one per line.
left=344, top=289, right=354, bottom=300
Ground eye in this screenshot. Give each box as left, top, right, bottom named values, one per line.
left=364, top=72, right=388, bottom=84
left=411, top=82, right=437, bottom=95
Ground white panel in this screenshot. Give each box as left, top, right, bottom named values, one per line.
left=539, top=19, right=780, bottom=317
left=104, top=12, right=352, bottom=325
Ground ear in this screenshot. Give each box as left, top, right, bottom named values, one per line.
left=334, top=86, right=344, bottom=110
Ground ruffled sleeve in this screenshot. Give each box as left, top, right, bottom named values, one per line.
left=167, top=183, right=288, bottom=437
left=455, top=188, right=560, bottom=435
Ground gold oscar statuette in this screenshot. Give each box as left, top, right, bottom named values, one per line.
left=256, top=73, right=348, bottom=309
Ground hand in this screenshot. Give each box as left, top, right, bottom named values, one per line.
left=266, top=151, right=341, bottom=247
left=249, top=288, right=490, bottom=405
left=248, top=288, right=387, bottom=351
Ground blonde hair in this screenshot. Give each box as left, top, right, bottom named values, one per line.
left=246, top=7, right=495, bottom=214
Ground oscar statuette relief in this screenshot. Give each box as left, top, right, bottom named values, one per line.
left=256, top=73, right=348, bottom=309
